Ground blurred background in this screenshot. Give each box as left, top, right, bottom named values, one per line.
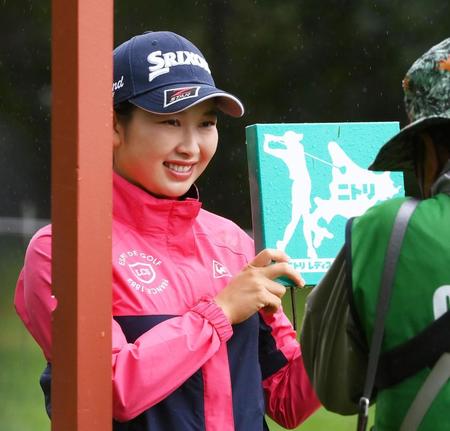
left=1, top=0, right=449, bottom=429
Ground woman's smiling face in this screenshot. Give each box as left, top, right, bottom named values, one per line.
left=113, top=99, right=218, bottom=199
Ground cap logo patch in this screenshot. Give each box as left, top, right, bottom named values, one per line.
left=147, top=50, right=211, bottom=82
left=164, top=86, right=200, bottom=107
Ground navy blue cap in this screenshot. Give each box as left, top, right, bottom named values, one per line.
left=113, top=31, right=244, bottom=117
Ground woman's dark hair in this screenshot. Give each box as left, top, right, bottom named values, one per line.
left=114, top=100, right=137, bottom=125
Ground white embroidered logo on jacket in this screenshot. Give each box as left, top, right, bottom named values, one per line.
left=212, top=260, right=232, bottom=279
left=128, top=262, right=156, bottom=284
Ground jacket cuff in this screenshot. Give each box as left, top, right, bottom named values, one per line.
left=191, top=296, right=233, bottom=343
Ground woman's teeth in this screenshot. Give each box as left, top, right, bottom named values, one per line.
left=165, top=163, right=192, bottom=173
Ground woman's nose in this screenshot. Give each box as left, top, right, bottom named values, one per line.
left=176, top=129, right=200, bottom=156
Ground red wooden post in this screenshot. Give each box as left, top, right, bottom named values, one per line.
left=51, top=1, right=113, bottom=429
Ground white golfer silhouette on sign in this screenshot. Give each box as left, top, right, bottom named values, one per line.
left=264, top=131, right=322, bottom=259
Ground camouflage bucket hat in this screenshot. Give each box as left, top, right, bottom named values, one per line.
left=370, top=37, right=450, bottom=171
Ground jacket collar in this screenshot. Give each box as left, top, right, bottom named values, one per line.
left=113, top=172, right=202, bottom=234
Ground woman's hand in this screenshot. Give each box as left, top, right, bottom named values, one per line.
left=214, top=249, right=304, bottom=324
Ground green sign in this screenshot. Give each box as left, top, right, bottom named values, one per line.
left=246, top=122, right=404, bottom=286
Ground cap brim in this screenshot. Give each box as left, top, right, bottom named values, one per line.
left=369, top=116, right=450, bottom=171
left=129, top=83, right=244, bottom=118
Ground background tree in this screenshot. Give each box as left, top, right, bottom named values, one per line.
left=1, top=0, right=449, bottom=229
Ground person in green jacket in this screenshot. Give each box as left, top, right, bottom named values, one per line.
left=301, top=37, right=450, bottom=431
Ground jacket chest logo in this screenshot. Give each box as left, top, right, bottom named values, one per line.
left=118, top=249, right=169, bottom=295
left=213, top=260, right=232, bottom=278
left=128, top=262, right=156, bottom=284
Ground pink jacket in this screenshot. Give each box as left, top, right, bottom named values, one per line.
left=15, top=172, right=319, bottom=430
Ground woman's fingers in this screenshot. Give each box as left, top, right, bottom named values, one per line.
left=265, top=278, right=287, bottom=298
left=263, top=261, right=304, bottom=288
left=260, top=290, right=283, bottom=314
left=215, top=248, right=304, bottom=324
left=249, top=249, right=304, bottom=287
left=250, top=248, right=289, bottom=267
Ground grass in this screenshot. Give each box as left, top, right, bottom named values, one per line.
left=0, top=236, right=50, bottom=430
left=0, top=236, right=373, bottom=430
left=267, top=412, right=366, bottom=430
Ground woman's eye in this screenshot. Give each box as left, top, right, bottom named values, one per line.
left=201, top=120, right=216, bottom=128
left=163, top=119, right=179, bottom=126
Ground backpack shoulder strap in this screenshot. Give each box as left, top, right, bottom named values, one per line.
left=357, top=197, right=420, bottom=431
left=400, top=352, right=450, bottom=431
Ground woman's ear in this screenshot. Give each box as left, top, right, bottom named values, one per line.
left=113, top=112, right=123, bottom=149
